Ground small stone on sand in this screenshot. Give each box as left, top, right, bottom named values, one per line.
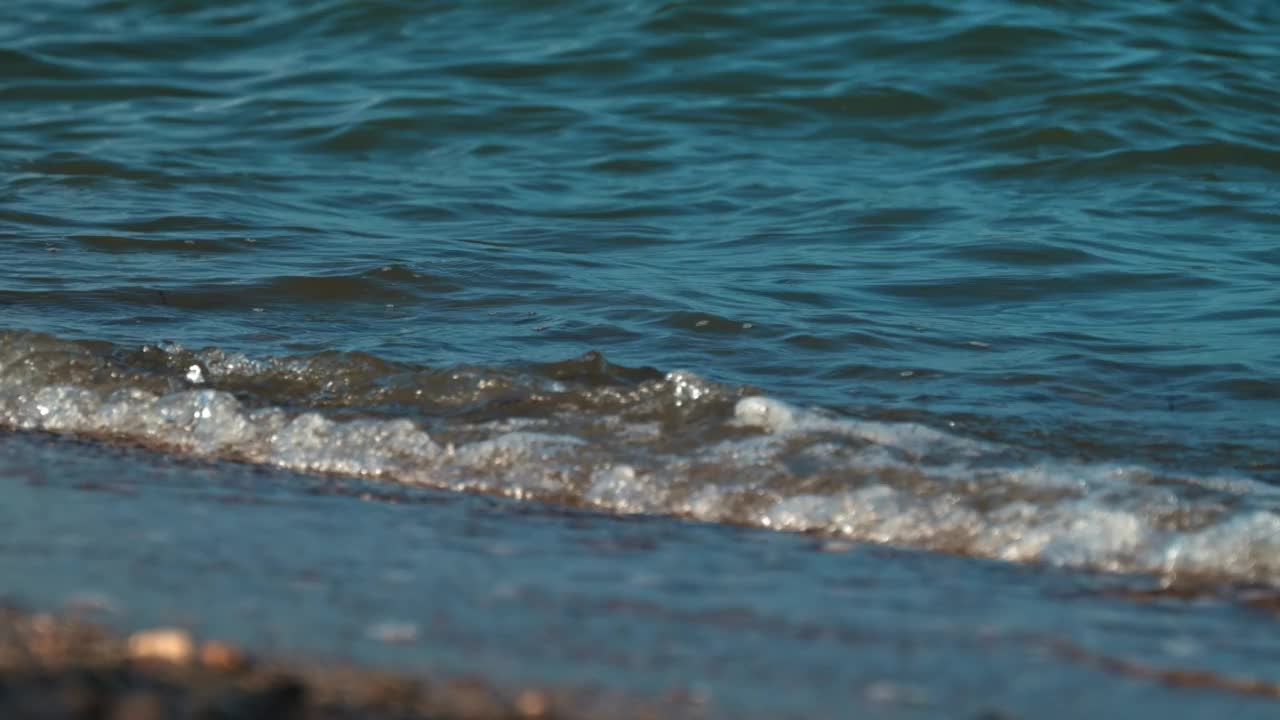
left=109, top=690, right=167, bottom=720
left=127, top=628, right=194, bottom=664
left=515, top=689, right=552, bottom=718
left=200, top=640, right=250, bottom=672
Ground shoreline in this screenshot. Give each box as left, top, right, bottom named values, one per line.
left=0, top=603, right=706, bottom=720
left=5, top=428, right=1280, bottom=720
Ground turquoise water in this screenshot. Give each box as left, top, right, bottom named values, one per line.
left=4, top=0, right=1277, bottom=464
left=2, top=1, right=1280, bottom=714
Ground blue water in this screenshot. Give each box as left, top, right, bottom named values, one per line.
left=5, top=1, right=1278, bottom=466
left=6, top=428, right=1280, bottom=719
left=2, top=1, right=1280, bottom=714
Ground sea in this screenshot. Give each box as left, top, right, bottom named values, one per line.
left=2, top=0, right=1278, bottom=717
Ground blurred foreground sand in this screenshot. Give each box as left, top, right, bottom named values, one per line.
left=0, top=604, right=698, bottom=720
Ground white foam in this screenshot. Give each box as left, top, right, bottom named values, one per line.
left=267, top=414, right=437, bottom=476
left=734, top=396, right=796, bottom=432
left=2, top=332, right=1276, bottom=586
left=734, top=395, right=994, bottom=462
left=667, top=370, right=713, bottom=406
left=587, top=464, right=662, bottom=513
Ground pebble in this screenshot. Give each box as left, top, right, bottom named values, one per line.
left=515, top=689, right=551, bottom=718
left=61, top=672, right=107, bottom=719
left=109, top=690, right=167, bottom=720
left=127, top=628, right=194, bottom=664
left=200, top=640, right=250, bottom=672
left=239, top=676, right=307, bottom=719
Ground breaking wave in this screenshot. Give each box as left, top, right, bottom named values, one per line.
left=2, top=329, right=1277, bottom=586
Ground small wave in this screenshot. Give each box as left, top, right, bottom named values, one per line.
left=977, top=141, right=1280, bottom=181
left=0, top=47, right=93, bottom=81
left=1, top=330, right=1276, bottom=588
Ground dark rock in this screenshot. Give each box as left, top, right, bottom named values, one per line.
left=239, top=676, right=306, bottom=720
left=63, top=671, right=108, bottom=720
left=108, top=690, right=167, bottom=720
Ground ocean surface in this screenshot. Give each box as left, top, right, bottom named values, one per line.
left=2, top=0, right=1279, bottom=715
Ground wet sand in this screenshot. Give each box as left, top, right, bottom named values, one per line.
left=4, top=429, right=1280, bottom=720
left=0, top=604, right=700, bottom=720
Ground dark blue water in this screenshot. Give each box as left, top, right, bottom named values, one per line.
left=2, top=1, right=1280, bottom=714
left=5, top=0, right=1278, bottom=455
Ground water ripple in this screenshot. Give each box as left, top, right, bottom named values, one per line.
left=2, top=0, right=1276, bottom=489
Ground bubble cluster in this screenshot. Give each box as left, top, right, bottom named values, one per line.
left=2, top=330, right=1276, bottom=586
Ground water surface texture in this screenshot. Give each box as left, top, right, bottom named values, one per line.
left=2, top=0, right=1279, bottom=669
left=6, top=429, right=1280, bottom=720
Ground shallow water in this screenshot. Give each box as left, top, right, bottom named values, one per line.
left=2, top=0, right=1279, bottom=713
left=5, top=429, right=1280, bottom=719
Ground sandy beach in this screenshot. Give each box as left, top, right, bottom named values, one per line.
left=0, top=604, right=709, bottom=720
